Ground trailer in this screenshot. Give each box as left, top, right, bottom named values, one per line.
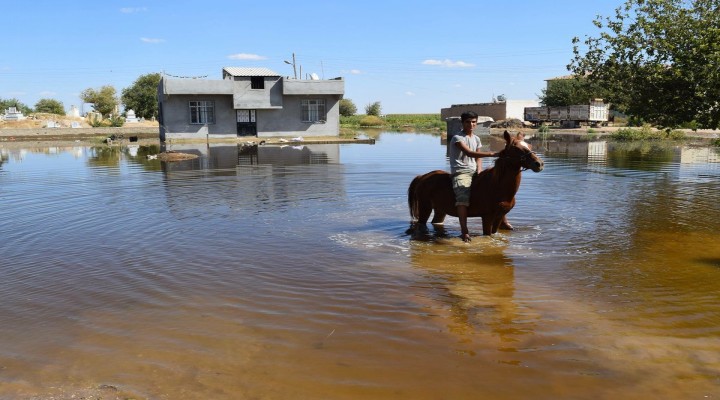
left=524, top=99, right=609, bottom=127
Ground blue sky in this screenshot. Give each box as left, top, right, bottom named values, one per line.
left=1, top=0, right=622, bottom=114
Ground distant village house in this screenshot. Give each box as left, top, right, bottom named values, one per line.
left=440, top=99, right=539, bottom=122
left=157, top=67, right=344, bottom=141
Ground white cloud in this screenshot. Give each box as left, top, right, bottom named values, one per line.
left=121, top=7, right=147, bottom=13
left=39, top=91, right=57, bottom=97
left=350, top=69, right=362, bottom=74
left=140, top=37, right=165, bottom=44
left=227, top=53, right=266, bottom=60
left=422, top=59, right=475, bottom=68
left=405, top=91, right=415, bottom=96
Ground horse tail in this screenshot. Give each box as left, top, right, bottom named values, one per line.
left=408, top=175, right=421, bottom=221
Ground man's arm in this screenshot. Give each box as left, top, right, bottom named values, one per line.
left=454, top=141, right=498, bottom=158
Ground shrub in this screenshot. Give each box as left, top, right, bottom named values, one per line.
left=108, top=116, right=125, bottom=127
left=664, top=129, right=686, bottom=140
left=339, top=99, right=357, bottom=117
left=88, top=114, right=104, bottom=127
left=365, top=101, right=382, bottom=116
left=359, top=115, right=385, bottom=127
left=611, top=125, right=686, bottom=141
left=711, top=138, right=720, bottom=147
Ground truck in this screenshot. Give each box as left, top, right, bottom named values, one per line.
left=524, top=99, right=609, bottom=128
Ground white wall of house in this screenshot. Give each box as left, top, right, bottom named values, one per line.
left=505, top=100, right=540, bottom=120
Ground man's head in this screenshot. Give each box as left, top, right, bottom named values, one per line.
left=460, top=111, right=479, bottom=123
left=460, top=111, right=478, bottom=134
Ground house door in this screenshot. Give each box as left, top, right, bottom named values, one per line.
left=236, top=109, right=257, bottom=136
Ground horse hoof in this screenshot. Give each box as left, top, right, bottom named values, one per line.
left=461, top=233, right=472, bottom=242
left=500, top=222, right=514, bottom=230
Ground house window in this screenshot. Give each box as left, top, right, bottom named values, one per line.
left=251, top=77, right=264, bottom=89
left=301, top=99, right=326, bottom=122
left=189, top=101, right=215, bottom=124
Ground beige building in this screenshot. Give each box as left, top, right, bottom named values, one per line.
left=440, top=99, right=539, bottom=122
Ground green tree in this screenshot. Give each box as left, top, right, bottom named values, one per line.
left=569, top=0, right=720, bottom=129
left=365, top=101, right=382, bottom=116
left=121, top=72, right=161, bottom=119
left=539, top=77, right=608, bottom=106
left=80, top=85, right=118, bottom=118
left=34, top=98, right=65, bottom=115
left=0, top=98, right=32, bottom=115
left=339, top=98, right=357, bottom=116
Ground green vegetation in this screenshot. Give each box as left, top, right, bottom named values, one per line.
left=80, top=85, right=119, bottom=118
left=711, top=138, right=720, bottom=147
left=570, top=0, right=720, bottom=129
left=359, top=115, right=385, bottom=127
left=0, top=98, right=32, bottom=115
left=365, top=101, right=382, bottom=116
left=539, top=77, right=608, bottom=106
left=34, top=98, right=65, bottom=115
left=341, top=114, right=444, bottom=130
left=121, top=73, right=161, bottom=119
left=611, top=125, right=686, bottom=141
left=339, top=98, right=357, bottom=117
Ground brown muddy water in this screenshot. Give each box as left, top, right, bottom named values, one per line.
left=1, top=133, right=719, bottom=399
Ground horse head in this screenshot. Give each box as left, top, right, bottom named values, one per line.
left=499, top=130, right=544, bottom=172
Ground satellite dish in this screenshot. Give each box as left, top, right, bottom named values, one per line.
left=310, top=73, right=320, bottom=80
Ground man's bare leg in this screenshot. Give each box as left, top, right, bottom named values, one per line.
left=457, top=205, right=471, bottom=242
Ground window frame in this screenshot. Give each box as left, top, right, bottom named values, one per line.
left=301, top=99, right=326, bottom=123
left=189, top=100, right=215, bottom=125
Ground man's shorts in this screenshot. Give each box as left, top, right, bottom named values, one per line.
left=452, top=171, right=474, bottom=207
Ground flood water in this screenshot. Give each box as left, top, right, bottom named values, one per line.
left=1, top=132, right=719, bottom=399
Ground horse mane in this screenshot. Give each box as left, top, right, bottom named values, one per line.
left=487, top=138, right=521, bottom=185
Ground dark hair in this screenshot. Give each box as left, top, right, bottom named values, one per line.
left=460, top=111, right=478, bottom=122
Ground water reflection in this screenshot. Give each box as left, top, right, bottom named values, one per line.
left=157, top=143, right=346, bottom=218
left=408, top=239, right=527, bottom=362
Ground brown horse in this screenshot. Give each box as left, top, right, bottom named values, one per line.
left=408, top=131, right=544, bottom=236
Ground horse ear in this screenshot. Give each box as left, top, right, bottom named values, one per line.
left=503, top=130, right=511, bottom=143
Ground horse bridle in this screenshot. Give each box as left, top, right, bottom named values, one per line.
left=499, top=145, right=537, bottom=171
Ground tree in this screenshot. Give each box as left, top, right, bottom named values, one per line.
left=365, top=101, right=382, bottom=116
left=339, top=98, right=357, bottom=117
left=569, top=0, right=720, bottom=128
left=34, top=98, right=65, bottom=115
left=539, top=77, right=608, bottom=106
left=0, top=98, right=32, bottom=115
left=121, top=72, right=162, bottom=119
left=80, top=85, right=119, bottom=118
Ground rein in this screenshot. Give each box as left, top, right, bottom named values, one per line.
left=498, top=149, right=537, bottom=172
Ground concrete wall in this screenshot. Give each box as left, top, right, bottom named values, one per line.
left=283, top=78, right=344, bottom=95
left=505, top=100, right=540, bottom=120
left=256, top=95, right=341, bottom=137
left=159, top=94, right=237, bottom=140
left=231, top=77, right=283, bottom=109
left=441, top=103, right=507, bottom=121
left=441, top=100, right=539, bottom=121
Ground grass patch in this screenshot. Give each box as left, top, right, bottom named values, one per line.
left=341, top=114, right=444, bottom=130
left=611, top=125, right=686, bottom=141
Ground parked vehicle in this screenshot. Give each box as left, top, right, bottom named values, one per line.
left=524, top=99, right=609, bottom=128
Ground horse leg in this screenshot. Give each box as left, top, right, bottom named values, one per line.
left=491, top=215, right=503, bottom=234
left=431, top=211, right=446, bottom=225
left=410, top=198, right=433, bottom=235
left=481, top=216, right=494, bottom=236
